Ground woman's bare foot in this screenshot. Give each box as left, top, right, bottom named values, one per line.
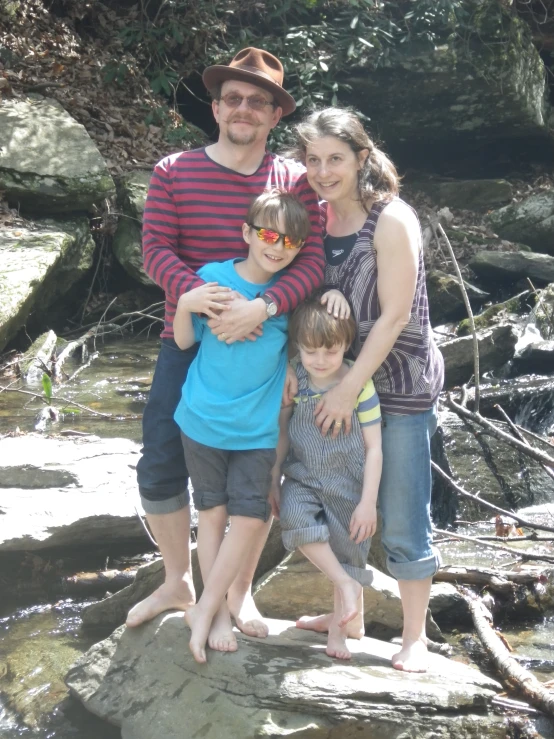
left=326, top=613, right=351, bottom=660
left=126, top=578, right=195, bottom=628
left=208, top=606, right=237, bottom=653
left=392, top=638, right=429, bottom=673
left=185, top=605, right=213, bottom=664
left=227, top=589, right=269, bottom=638
left=295, top=613, right=363, bottom=639
left=337, top=579, right=362, bottom=627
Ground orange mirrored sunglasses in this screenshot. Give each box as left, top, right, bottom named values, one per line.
left=249, top=224, right=305, bottom=250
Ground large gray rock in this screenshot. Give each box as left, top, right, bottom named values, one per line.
left=486, top=192, right=554, bottom=254
left=439, top=324, right=518, bottom=387
left=66, top=614, right=504, bottom=739
left=427, top=270, right=488, bottom=325
left=0, top=96, right=115, bottom=213
left=112, top=171, right=153, bottom=286
left=470, top=249, right=554, bottom=286
left=344, top=5, right=550, bottom=149
left=416, top=179, right=513, bottom=211
left=253, top=550, right=447, bottom=641
left=0, top=218, right=95, bottom=351
left=0, top=434, right=145, bottom=551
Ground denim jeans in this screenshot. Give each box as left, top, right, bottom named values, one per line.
left=378, top=406, right=442, bottom=581
left=136, top=338, right=198, bottom=514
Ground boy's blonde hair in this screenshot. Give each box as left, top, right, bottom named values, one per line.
left=246, top=189, right=311, bottom=246
left=290, top=290, right=356, bottom=350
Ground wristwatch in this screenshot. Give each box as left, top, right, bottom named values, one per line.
left=260, top=294, right=278, bottom=317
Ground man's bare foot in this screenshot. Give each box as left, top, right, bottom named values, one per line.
left=326, top=614, right=351, bottom=660
left=392, top=638, right=429, bottom=673
left=337, top=579, right=362, bottom=627
left=227, top=590, right=269, bottom=638
left=295, top=613, right=363, bottom=639
left=208, top=606, right=237, bottom=653
left=185, top=605, right=213, bottom=664
left=126, top=579, right=195, bottom=628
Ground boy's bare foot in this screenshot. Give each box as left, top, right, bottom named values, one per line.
left=392, top=638, right=429, bottom=673
left=185, top=605, right=213, bottom=664
left=326, top=614, right=351, bottom=660
left=227, top=590, right=269, bottom=638
left=126, top=579, right=195, bottom=628
left=208, top=607, right=237, bottom=653
left=295, top=613, right=363, bottom=639
left=337, top=579, right=362, bottom=627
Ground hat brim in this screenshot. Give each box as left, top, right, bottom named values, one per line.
left=202, top=66, right=296, bottom=117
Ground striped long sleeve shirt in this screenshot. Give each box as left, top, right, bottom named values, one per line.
left=142, top=147, right=325, bottom=338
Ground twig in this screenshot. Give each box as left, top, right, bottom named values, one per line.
left=52, top=329, right=96, bottom=383
left=134, top=506, right=158, bottom=548
left=495, top=403, right=554, bottom=483
left=437, top=533, right=554, bottom=543
left=431, top=461, right=554, bottom=533
left=0, top=386, right=113, bottom=418
left=517, top=425, right=554, bottom=448
left=435, top=222, right=481, bottom=411
left=433, top=527, right=554, bottom=564
left=465, top=593, right=554, bottom=717
left=446, top=394, right=554, bottom=468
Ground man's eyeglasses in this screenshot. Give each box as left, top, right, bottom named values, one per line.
left=219, top=93, right=276, bottom=112
left=249, top=225, right=305, bottom=250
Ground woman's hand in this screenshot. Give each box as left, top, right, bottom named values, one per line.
left=320, top=289, right=351, bottom=319
left=179, top=283, right=233, bottom=320
left=314, top=379, right=358, bottom=438
left=283, top=363, right=299, bottom=406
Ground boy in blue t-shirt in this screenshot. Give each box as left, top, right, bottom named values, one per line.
left=172, top=189, right=312, bottom=664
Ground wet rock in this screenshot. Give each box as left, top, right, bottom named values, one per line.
left=253, top=550, right=446, bottom=641
left=513, top=340, right=554, bottom=375
left=416, top=179, right=513, bottom=210
left=486, top=192, right=554, bottom=254
left=66, top=613, right=504, bottom=739
left=82, top=523, right=286, bottom=630
left=0, top=96, right=115, bottom=213
left=0, top=218, right=95, bottom=351
left=0, top=434, right=145, bottom=551
left=469, top=250, right=554, bottom=286
left=112, top=171, right=153, bottom=286
left=432, top=409, right=554, bottom=522
left=439, top=324, right=518, bottom=387
left=427, top=269, right=488, bottom=325
left=457, top=291, right=530, bottom=337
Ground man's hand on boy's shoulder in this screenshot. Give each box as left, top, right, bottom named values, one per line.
left=208, top=295, right=266, bottom=344
left=178, top=282, right=233, bottom=320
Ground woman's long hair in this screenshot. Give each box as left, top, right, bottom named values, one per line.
left=291, top=107, right=400, bottom=212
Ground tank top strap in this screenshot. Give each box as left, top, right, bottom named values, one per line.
left=359, top=200, right=391, bottom=243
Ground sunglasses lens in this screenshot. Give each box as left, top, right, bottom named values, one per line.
left=248, top=96, right=268, bottom=111
left=258, top=228, right=279, bottom=244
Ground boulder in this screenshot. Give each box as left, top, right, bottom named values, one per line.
left=457, top=291, right=529, bottom=336
left=513, top=339, right=554, bottom=375
left=253, top=550, right=447, bottom=641
left=112, top=171, right=153, bottom=286
left=439, top=324, right=518, bottom=387
left=486, top=192, right=554, bottom=254
left=432, top=409, right=554, bottom=523
left=0, top=434, right=145, bottom=551
left=0, top=218, right=95, bottom=351
left=427, top=269, right=488, bottom=325
left=81, top=522, right=286, bottom=630
left=416, top=179, right=513, bottom=210
left=0, top=95, right=115, bottom=213
left=66, top=614, right=505, bottom=739
left=469, top=249, right=554, bottom=287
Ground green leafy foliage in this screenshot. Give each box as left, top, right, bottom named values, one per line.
left=41, top=373, right=52, bottom=404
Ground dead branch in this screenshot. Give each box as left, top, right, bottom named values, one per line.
left=0, top=386, right=114, bottom=418
left=466, top=594, right=554, bottom=717
left=61, top=568, right=137, bottom=595
left=52, top=328, right=96, bottom=383
left=446, top=394, right=554, bottom=468
left=433, top=527, right=554, bottom=564
left=431, top=461, right=554, bottom=533
left=495, top=403, right=554, bottom=484
left=435, top=222, right=481, bottom=411
left=434, top=566, right=542, bottom=593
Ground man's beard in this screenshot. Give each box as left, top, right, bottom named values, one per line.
left=225, top=117, right=260, bottom=146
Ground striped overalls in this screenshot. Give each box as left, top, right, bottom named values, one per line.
left=279, top=364, right=374, bottom=586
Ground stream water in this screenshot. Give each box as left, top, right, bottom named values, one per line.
left=1, top=336, right=554, bottom=736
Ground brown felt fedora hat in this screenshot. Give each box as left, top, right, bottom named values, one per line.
left=203, top=47, right=296, bottom=117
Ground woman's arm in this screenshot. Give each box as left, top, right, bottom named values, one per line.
left=315, top=201, right=420, bottom=436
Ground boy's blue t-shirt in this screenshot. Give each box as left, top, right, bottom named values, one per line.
left=174, top=259, right=288, bottom=450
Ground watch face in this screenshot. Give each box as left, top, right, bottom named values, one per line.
left=267, top=302, right=277, bottom=316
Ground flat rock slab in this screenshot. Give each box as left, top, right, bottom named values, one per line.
left=0, top=95, right=115, bottom=212
left=470, top=249, right=554, bottom=285
left=0, top=218, right=95, bottom=350
left=0, top=434, right=144, bottom=551
left=66, top=614, right=504, bottom=739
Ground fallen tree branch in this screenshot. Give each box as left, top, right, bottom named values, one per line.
left=52, top=328, right=96, bottom=383
left=434, top=566, right=542, bottom=594
left=433, top=527, right=554, bottom=564
left=446, top=394, right=554, bottom=468
left=0, top=386, right=114, bottom=419
left=495, top=403, right=554, bottom=483
left=466, top=594, right=554, bottom=717
left=431, top=461, right=554, bottom=533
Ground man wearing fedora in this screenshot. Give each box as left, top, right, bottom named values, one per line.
left=127, top=48, right=324, bottom=648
